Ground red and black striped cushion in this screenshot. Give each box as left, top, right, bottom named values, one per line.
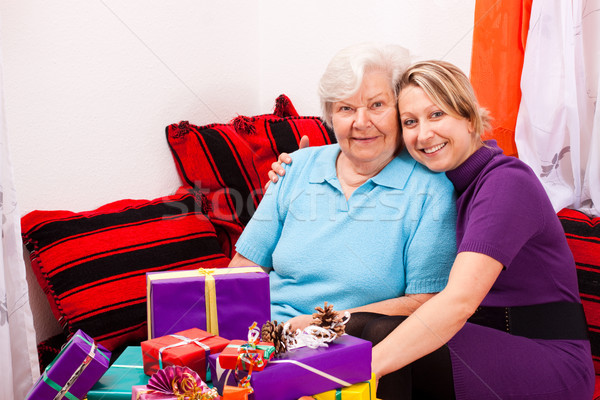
left=166, top=96, right=335, bottom=256
left=558, top=207, right=600, bottom=374
left=21, top=190, right=229, bottom=352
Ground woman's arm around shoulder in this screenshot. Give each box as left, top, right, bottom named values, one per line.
left=266, top=136, right=310, bottom=187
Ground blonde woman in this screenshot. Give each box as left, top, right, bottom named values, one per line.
left=279, top=60, right=594, bottom=399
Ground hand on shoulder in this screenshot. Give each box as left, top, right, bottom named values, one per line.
left=265, top=135, right=310, bottom=189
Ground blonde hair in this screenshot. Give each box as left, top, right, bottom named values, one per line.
left=397, top=60, right=491, bottom=140
left=318, top=43, right=410, bottom=128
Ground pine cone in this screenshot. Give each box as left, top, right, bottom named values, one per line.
left=313, top=302, right=346, bottom=336
left=261, top=320, right=287, bottom=355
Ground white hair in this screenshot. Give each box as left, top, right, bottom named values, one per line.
left=318, top=43, right=411, bottom=128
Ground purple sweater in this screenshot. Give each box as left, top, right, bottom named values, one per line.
left=445, top=141, right=581, bottom=306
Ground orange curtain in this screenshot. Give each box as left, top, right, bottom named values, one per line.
left=469, top=0, right=533, bottom=157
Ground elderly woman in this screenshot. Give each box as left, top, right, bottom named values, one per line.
left=229, top=43, right=457, bottom=330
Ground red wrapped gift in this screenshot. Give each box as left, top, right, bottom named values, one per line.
left=141, top=328, right=229, bottom=380
left=222, top=386, right=251, bottom=400
left=218, top=339, right=275, bottom=372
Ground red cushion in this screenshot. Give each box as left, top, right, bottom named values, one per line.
left=21, top=190, right=229, bottom=351
left=231, top=114, right=337, bottom=179
left=165, top=95, right=335, bottom=256
left=272, top=93, right=299, bottom=118
left=558, top=207, right=600, bottom=374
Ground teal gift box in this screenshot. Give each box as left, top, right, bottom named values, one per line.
left=87, top=346, right=149, bottom=400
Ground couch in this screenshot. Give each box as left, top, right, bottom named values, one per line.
left=21, top=94, right=336, bottom=365
left=557, top=208, right=600, bottom=398
left=20, top=94, right=600, bottom=397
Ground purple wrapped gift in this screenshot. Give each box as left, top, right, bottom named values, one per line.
left=209, top=335, right=372, bottom=400
left=25, top=329, right=111, bottom=400
left=147, top=266, right=270, bottom=341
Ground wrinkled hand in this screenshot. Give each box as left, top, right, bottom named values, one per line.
left=287, top=314, right=315, bottom=332
left=264, top=135, right=310, bottom=189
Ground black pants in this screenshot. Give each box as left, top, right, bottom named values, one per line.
left=346, top=312, right=456, bottom=400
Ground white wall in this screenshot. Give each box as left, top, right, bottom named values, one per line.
left=0, top=0, right=262, bottom=214
left=0, top=0, right=476, bottom=215
left=0, top=1, right=476, bottom=342
left=258, top=0, right=476, bottom=117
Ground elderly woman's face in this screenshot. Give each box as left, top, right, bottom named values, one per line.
left=331, top=70, right=399, bottom=170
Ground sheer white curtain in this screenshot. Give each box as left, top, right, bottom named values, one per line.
left=515, top=0, right=600, bottom=217
left=0, top=30, right=40, bottom=400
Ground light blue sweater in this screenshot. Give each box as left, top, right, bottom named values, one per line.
left=235, top=144, right=457, bottom=322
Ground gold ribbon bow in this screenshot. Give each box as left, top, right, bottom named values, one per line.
left=172, top=371, right=203, bottom=399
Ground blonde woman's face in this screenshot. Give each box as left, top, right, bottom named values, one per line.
left=331, top=70, right=399, bottom=170
left=398, top=85, right=478, bottom=172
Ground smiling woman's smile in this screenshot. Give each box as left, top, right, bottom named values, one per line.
left=422, top=142, right=447, bottom=154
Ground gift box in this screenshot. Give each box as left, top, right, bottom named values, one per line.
left=25, top=329, right=111, bottom=400
left=218, top=339, right=275, bottom=372
left=141, top=327, right=229, bottom=380
left=311, top=373, right=377, bottom=400
left=88, top=346, right=149, bottom=399
left=132, top=386, right=221, bottom=400
left=147, top=266, right=270, bottom=340
left=222, top=386, right=252, bottom=399
left=131, top=365, right=218, bottom=400
left=132, top=386, right=172, bottom=400
left=210, top=335, right=372, bottom=400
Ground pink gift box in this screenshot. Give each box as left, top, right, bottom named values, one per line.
left=132, top=366, right=218, bottom=399
left=132, top=385, right=176, bottom=400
